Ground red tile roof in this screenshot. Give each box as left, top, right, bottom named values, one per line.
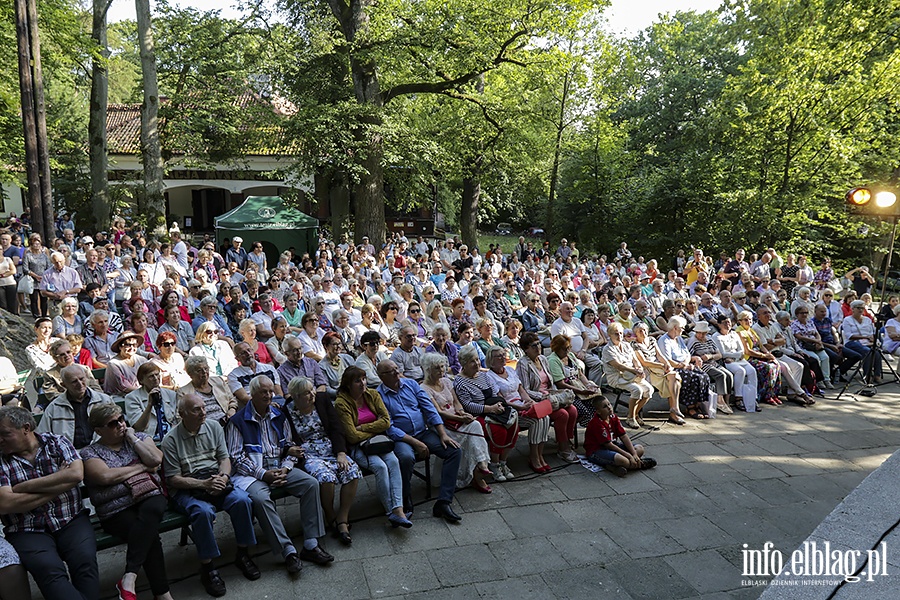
left=106, top=90, right=299, bottom=157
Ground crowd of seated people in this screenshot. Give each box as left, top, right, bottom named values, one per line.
left=4, top=223, right=890, bottom=597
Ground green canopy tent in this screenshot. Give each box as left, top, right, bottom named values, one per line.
left=215, top=196, right=319, bottom=266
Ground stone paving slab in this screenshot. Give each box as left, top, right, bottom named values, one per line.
left=32, top=382, right=900, bottom=599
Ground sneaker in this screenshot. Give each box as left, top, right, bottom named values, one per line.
left=640, top=457, right=658, bottom=470
left=489, top=462, right=506, bottom=482
left=500, top=462, right=515, bottom=479
left=200, top=566, right=227, bottom=597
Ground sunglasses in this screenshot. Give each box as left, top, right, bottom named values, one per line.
left=409, top=309, right=421, bottom=314
left=106, top=415, right=125, bottom=428
left=160, top=341, right=176, bottom=347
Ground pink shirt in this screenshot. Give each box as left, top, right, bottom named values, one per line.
left=357, top=403, right=378, bottom=425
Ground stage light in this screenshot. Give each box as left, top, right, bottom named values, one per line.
left=847, top=187, right=872, bottom=206
left=875, top=191, right=897, bottom=208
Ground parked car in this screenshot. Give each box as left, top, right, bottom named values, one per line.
left=496, top=222, right=512, bottom=235
left=526, top=227, right=545, bottom=238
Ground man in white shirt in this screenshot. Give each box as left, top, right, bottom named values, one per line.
left=390, top=326, right=425, bottom=381
left=840, top=300, right=880, bottom=380
left=817, top=290, right=843, bottom=326
left=551, top=302, right=602, bottom=384
left=171, top=229, right=189, bottom=271
left=228, top=342, right=284, bottom=406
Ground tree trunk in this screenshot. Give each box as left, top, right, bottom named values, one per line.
left=13, top=0, right=44, bottom=240
left=327, top=0, right=386, bottom=246
left=546, top=71, right=570, bottom=235
left=461, top=155, right=482, bottom=249
left=26, top=0, right=53, bottom=242
left=135, top=0, right=165, bottom=235
left=89, top=0, right=111, bottom=231
left=353, top=122, right=386, bottom=246
left=330, top=172, right=352, bottom=239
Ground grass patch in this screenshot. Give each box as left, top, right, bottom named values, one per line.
left=476, top=232, right=544, bottom=253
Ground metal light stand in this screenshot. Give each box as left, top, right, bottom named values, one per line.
left=835, top=216, right=900, bottom=401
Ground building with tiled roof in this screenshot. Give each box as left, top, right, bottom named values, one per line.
left=104, top=90, right=311, bottom=230
left=1, top=89, right=313, bottom=231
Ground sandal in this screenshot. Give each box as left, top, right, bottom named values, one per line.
left=625, top=417, right=640, bottom=429
left=734, top=399, right=746, bottom=412
left=686, top=406, right=708, bottom=420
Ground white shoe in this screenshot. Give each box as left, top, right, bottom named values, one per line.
left=500, top=462, right=514, bottom=479
left=490, top=463, right=506, bottom=482
left=558, top=450, right=579, bottom=463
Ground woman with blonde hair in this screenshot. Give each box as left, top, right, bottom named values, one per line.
left=189, top=321, right=238, bottom=378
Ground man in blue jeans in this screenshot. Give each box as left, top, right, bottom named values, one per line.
left=376, top=360, right=463, bottom=523
left=162, top=393, right=260, bottom=597
left=0, top=406, right=98, bottom=600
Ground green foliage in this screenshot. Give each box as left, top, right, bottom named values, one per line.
left=2, top=0, right=898, bottom=272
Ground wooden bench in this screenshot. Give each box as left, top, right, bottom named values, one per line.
left=92, top=504, right=191, bottom=551
left=92, top=456, right=433, bottom=552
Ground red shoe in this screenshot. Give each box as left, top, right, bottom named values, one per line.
left=541, top=465, right=552, bottom=473
left=470, top=481, right=492, bottom=494
left=117, top=580, right=137, bottom=600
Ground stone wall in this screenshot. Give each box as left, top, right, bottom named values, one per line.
left=0, top=310, right=38, bottom=371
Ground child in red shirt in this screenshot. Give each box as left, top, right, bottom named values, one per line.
left=584, top=396, right=656, bottom=477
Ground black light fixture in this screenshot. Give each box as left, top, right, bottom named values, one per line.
left=846, top=186, right=898, bottom=213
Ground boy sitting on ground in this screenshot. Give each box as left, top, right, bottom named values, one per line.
left=584, top=396, right=656, bottom=477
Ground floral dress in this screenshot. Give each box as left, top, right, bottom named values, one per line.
left=422, top=377, right=489, bottom=488
left=737, top=326, right=781, bottom=403
left=292, top=409, right=362, bottom=485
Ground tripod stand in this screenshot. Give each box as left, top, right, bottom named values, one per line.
left=834, top=327, right=900, bottom=401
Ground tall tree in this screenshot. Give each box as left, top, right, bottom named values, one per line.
left=14, top=0, right=54, bottom=240
left=89, top=0, right=113, bottom=230
left=135, top=0, right=165, bottom=234
left=280, top=0, right=599, bottom=245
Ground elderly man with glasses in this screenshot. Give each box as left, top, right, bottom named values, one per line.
left=390, top=325, right=425, bottom=382
left=37, top=364, right=113, bottom=448
left=376, top=360, right=462, bottom=522
left=226, top=376, right=332, bottom=575
left=40, top=339, right=103, bottom=401
left=276, top=336, right=328, bottom=399
left=228, top=342, right=284, bottom=407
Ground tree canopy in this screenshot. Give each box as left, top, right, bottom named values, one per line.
left=3, top=0, right=899, bottom=267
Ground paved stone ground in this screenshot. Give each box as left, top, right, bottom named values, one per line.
left=37, top=378, right=900, bottom=599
